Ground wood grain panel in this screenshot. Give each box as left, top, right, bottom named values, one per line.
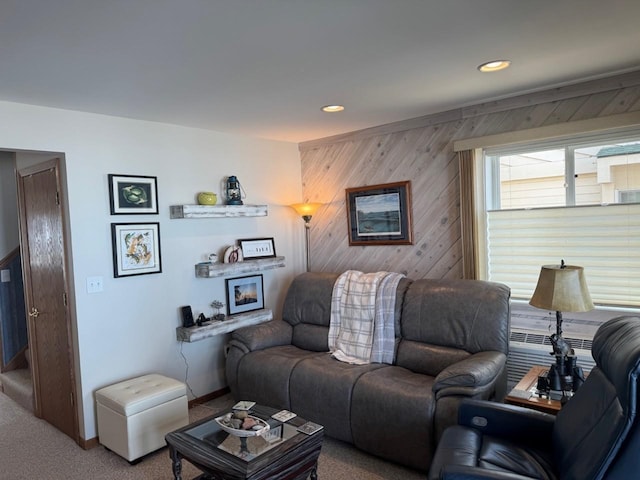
left=300, top=72, right=640, bottom=279
left=461, top=70, right=640, bottom=119
left=599, top=86, right=640, bottom=116
left=18, top=160, right=78, bottom=442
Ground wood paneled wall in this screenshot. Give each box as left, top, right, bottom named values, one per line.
left=299, top=71, right=640, bottom=279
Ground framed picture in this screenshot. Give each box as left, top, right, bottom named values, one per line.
left=111, top=222, right=162, bottom=277
left=346, top=180, right=413, bottom=246
left=108, top=174, right=159, bottom=215
left=238, top=237, right=276, bottom=259
left=226, top=274, right=264, bottom=316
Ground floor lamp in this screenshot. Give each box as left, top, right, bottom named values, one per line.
left=290, top=203, right=323, bottom=272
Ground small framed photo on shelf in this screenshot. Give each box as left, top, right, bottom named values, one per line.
left=238, top=238, right=276, bottom=260
left=111, top=222, right=162, bottom=278
left=108, top=174, right=159, bottom=215
left=346, top=180, right=413, bottom=246
left=226, top=274, right=264, bottom=316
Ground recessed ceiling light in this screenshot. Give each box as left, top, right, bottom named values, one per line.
left=478, top=60, right=511, bottom=73
left=321, top=105, right=345, bottom=113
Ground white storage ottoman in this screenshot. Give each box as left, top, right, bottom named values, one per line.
left=95, top=373, right=189, bottom=462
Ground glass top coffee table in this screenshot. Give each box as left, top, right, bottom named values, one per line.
left=165, top=403, right=324, bottom=480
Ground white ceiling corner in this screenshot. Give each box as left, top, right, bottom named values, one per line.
left=1, top=0, right=639, bottom=143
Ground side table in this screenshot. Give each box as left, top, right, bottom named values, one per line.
left=504, top=365, right=562, bottom=415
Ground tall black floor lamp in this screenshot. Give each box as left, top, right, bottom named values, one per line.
left=290, top=202, right=323, bottom=272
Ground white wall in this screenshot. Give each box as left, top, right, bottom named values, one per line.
left=0, top=152, right=19, bottom=258
left=0, top=101, right=305, bottom=441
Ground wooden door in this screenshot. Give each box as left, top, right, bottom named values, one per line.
left=17, top=158, right=78, bottom=442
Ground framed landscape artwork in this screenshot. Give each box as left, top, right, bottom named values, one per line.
left=111, top=222, right=162, bottom=277
left=346, top=180, right=413, bottom=246
left=226, top=274, right=264, bottom=316
left=108, top=174, right=159, bottom=215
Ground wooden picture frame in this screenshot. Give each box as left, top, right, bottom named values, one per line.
left=226, top=274, right=264, bottom=316
left=108, top=174, right=159, bottom=215
left=238, top=237, right=276, bottom=259
left=111, top=222, right=162, bottom=277
left=346, top=181, right=413, bottom=246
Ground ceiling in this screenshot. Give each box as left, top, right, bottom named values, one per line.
left=2, top=1, right=640, bottom=144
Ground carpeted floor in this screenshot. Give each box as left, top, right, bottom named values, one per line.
left=0, top=391, right=425, bottom=479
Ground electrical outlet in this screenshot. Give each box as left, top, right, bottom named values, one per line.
left=87, top=276, right=103, bottom=293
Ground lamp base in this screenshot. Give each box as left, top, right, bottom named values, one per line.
left=536, top=354, right=585, bottom=397
left=549, top=332, right=573, bottom=357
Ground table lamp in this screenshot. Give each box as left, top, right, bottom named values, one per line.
left=529, top=259, right=594, bottom=395
left=290, top=202, right=323, bottom=272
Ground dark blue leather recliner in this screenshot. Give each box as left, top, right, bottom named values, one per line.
left=428, top=315, right=640, bottom=480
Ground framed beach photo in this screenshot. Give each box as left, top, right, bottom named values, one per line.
left=111, top=222, right=162, bottom=277
left=225, top=274, right=264, bottom=316
left=238, top=237, right=276, bottom=259
left=108, top=174, right=159, bottom=215
left=346, top=181, right=413, bottom=246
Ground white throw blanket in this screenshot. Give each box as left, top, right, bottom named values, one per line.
left=328, top=270, right=405, bottom=365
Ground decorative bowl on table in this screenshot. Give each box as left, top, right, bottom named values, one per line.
left=215, top=413, right=270, bottom=438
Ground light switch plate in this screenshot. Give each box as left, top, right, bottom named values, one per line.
left=1, top=269, right=10, bottom=283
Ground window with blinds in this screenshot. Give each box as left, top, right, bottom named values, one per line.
left=487, top=204, right=640, bottom=306
left=483, top=135, right=640, bottom=308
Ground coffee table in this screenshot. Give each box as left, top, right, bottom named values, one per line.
left=165, top=404, right=323, bottom=480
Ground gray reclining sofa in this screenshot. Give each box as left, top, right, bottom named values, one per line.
left=225, top=272, right=510, bottom=471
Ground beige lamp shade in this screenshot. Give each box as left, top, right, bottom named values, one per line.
left=290, top=202, right=323, bottom=218
left=529, top=264, right=594, bottom=312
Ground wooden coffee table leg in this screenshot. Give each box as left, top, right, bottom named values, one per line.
left=310, top=463, right=318, bottom=480
left=169, top=446, right=183, bottom=480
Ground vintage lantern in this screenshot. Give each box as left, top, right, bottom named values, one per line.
left=225, top=175, right=243, bottom=205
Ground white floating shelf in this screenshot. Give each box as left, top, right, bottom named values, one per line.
left=195, top=256, right=286, bottom=278
left=176, top=309, right=273, bottom=342
left=169, top=204, right=268, bottom=219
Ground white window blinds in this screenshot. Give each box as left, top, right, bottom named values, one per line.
left=487, top=204, right=640, bottom=307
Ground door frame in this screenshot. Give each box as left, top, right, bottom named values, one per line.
left=16, top=157, right=80, bottom=444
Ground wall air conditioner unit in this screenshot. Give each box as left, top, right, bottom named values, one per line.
left=507, top=329, right=596, bottom=390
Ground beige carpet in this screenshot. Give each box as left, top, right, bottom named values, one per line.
left=0, top=392, right=424, bottom=479
left=0, top=368, right=33, bottom=413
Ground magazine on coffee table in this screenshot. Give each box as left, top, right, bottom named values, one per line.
left=297, top=421, right=323, bottom=435
left=272, top=410, right=297, bottom=422
left=232, top=401, right=256, bottom=411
